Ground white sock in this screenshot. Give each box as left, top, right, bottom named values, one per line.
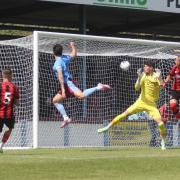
left=161, top=139, right=166, bottom=150
left=63, top=115, right=69, bottom=121
left=0, top=143, right=4, bottom=149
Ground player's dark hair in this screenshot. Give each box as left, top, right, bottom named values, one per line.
left=2, top=69, right=12, bottom=75
left=144, top=60, right=155, bottom=69
left=2, top=69, right=12, bottom=79
left=53, top=44, right=63, bottom=56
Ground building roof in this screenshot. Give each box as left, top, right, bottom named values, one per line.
left=0, top=0, right=180, bottom=41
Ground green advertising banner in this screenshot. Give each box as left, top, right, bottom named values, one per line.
left=41, top=0, right=180, bottom=13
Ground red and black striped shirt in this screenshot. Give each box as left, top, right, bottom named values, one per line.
left=0, top=81, right=19, bottom=119
left=169, top=65, right=180, bottom=91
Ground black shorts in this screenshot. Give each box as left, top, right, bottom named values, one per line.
left=0, top=118, right=15, bottom=132
left=171, top=90, right=180, bottom=101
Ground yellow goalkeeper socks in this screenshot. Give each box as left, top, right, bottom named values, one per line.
left=158, top=122, right=167, bottom=138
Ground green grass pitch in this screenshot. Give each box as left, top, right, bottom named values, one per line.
left=0, top=148, right=180, bottom=180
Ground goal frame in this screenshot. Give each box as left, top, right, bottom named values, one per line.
left=32, top=31, right=180, bottom=149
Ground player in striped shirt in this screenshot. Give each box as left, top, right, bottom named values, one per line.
left=0, top=69, right=20, bottom=152
left=164, top=56, right=180, bottom=116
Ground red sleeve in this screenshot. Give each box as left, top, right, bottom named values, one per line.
left=169, top=65, right=177, bottom=77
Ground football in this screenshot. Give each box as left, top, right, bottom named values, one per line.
left=120, top=61, right=130, bottom=71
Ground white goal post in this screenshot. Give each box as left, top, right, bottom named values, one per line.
left=0, top=31, right=180, bottom=149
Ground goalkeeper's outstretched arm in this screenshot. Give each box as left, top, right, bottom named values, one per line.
left=135, top=68, right=143, bottom=91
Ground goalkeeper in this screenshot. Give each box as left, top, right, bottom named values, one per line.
left=98, top=60, right=167, bottom=149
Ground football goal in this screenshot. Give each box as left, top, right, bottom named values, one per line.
left=0, top=31, right=179, bottom=149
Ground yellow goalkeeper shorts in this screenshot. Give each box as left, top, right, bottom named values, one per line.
left=127, top=99, right=161, bottom=120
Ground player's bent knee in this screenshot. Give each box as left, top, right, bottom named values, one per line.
left=77, top=95, right=85, bottom=99
left=75, top=92, right=85, bottom=99
left=170, top=101, right=177, bottom=108
left=5, top=128, right=12, bottom=133
left=52, top=96, right=65, bottom=104
left=170, top=100, right=178, bottom=113
left=170, top=99, right=177, bottom=105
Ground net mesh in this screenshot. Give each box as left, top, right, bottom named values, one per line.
left=0, top=40, right=33, bottom=148
left=0, top=32, right=179, bottom=148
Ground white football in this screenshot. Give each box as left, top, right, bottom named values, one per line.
left=120, top=61, right=130, bottom=71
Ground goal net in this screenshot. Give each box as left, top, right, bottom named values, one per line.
left=0, top=31, right=180, bottom=149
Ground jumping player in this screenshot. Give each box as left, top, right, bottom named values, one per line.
left=52, top=42, right=111, bottom=128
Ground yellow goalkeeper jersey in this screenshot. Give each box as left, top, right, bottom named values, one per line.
left=135, top=72, right=161, bottom=104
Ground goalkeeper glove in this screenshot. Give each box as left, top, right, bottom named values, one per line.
left=155, top=68, right=162, bottom=78
left=137, top=68, right=143, bottom=78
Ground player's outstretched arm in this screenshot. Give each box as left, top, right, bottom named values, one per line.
left=161, top=74, right=172, bottom=89
left=164, top=74, right=172, bottom=84
left=135, top=68, right=143, bottom=91
left=69, top=42, right=77, bottom=58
